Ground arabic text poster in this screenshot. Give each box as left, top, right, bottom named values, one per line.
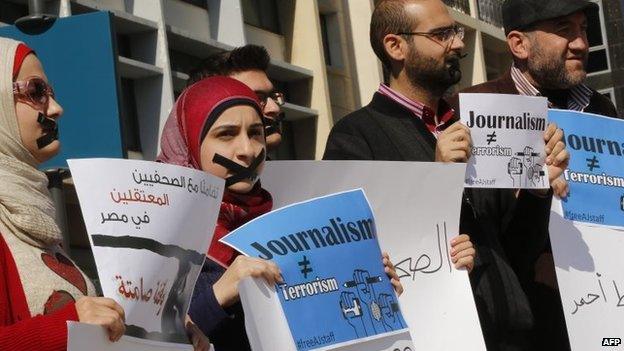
left=549, top=199, right=624, bottom=350
left=68, top=158, right=224, bottom=345
left=460, top=93, right=549, bottom=189
left=222, top=189, right=409, bottom=351
left=548, top=110, right=624, bottom=228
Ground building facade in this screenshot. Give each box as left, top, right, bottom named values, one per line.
left=1, top=0, right=620, bottom=163
left=1, top=0, right=621, bottom=274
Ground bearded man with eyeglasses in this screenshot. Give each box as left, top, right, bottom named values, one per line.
left=323, top=0, right=563, bottom=349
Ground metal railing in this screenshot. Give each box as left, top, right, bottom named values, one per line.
left=443, top=0, right=471, bottom=15
left=477, top=0, right=504, bottom=28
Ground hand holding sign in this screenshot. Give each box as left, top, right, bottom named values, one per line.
left=544, top=123, right=570, bottom=182
left=382, top=252, right=403, bottom=296
left=450, top=234, right=476, bottom=272
left=435, top=122, right=472, bottom=163
left=213, top=255, right=283, bottom=307
left=551, top=177, right=570, bottom=198
left=75, top=297, right=126, bottom=342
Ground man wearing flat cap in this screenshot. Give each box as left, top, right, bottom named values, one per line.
left=448, top=0, right=618, bottom=349
left=449, top=0, right=617, bottom=120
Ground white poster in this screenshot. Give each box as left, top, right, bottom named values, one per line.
left=68, top=158, right=224, bottom=348
left=251, top=161, right=485, bottom=351
left=67, top=322, right=212, bottom=351
left=549, top=199, right=624, bottom=350
left=460, top=93, right=549, bottom=189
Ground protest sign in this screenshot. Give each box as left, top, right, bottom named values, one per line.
left=547, top=111, right=624, bottom=350
left=549, top=200, right=624, bottom=350
left=68, top=159, right=224, bottom=347
left=257, top=161, right=485, bottom=351
left=549, top=110, right=624, bottom=227
left=222, top=189, right=410, bottom=351
left=460, top=93, right=549, bottom=189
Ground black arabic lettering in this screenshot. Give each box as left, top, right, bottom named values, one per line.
left=395, top=225, right=447, bottom=280
left=187, top=178, right=199, bottom=193
left=101, top=212, right=129, bottom=224
left=132, top=170, right=144, bottom=185
left=597, top=273, right=608, bottom=303
left=131, top=216, right=142, bottom=226
left=132, top=169, right=187, bottom=189
left=199, top=180, right=219, bottom=199
left=613, top=280, right=624, bottom=308
left=130, top=212, right=151, bottom=228
left=571, top=293, right=601, bottom=315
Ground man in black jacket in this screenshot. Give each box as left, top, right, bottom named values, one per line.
left=323, top=0, right=569, bottom=350
left=446, top=1, right=618, bottom=350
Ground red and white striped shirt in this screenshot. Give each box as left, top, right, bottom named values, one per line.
left=510, top=64, right=593, bottom=111
left=377, top=83, right=455, bottom=137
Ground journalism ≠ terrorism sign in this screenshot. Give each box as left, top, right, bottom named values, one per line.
left=548, top=111, right=624, bottom=350
left=460, top=93, right=549, bottom=189
left=222, top=189, right=410, bottom=350
left=549, top=109, right=624, bottom=227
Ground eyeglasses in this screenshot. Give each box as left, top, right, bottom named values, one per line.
left=13, top=77, right=55, bottom=109
left=257, top=91, right=285, bottom=109
left=398, top=25, right=465, bottom=43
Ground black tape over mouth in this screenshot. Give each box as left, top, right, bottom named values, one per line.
left=212, top=149, right=265, bottom=187
left=262, top=113, right=285, bottom=136
left=36, top=113, right=58, bottom=149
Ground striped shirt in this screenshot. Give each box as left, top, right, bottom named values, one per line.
left=510, top=64, right=593, bottom=111
left=377, top=83, right=455, bottom=137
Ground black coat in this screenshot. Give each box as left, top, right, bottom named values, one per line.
left=323, top=92, right=552, bottom=351
left=446, top=71, right=619, bottom=351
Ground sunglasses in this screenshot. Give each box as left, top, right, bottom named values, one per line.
left=13, top=77, right=56, bottom=109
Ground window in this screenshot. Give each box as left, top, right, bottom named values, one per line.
left=242, top=0, right=281, bottom=34
left=586, top=0, right=610, bottom=75
left=320, top=14, right=332, bottom=66
left=177, top=0, right=207, bottom=7
left=444, top=0, right=470, bottom=16
left=319, top=13, right=343, bottom=68
left=477, top=0, right=504, bottom=28
left=119, top=79, right=142, bottom=152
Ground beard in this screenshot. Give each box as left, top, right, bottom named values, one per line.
left=527, top=40, right=587, bottom=90
left=405, top=45, right=462, bottom=96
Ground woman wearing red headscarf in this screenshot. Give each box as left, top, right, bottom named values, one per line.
left=158, top=76, right=283, bottom=350
left=157, top=76, right=406, bottom=350
left=0, top=38, right=126, bottom=350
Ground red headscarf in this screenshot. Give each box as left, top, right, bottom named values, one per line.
left=157, top=76, right=273, bottom=267
left=13, top=44, right=34, bottom=79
